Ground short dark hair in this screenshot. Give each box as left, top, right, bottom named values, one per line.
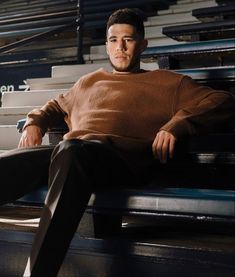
left=106, top=8, right=145, bottom=39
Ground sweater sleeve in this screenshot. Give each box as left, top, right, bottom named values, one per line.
left=160, top=76, right=235, bottom=138
left=23, top=79, right=82, bottom=136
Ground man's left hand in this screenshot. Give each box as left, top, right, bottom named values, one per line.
left=152, top=130, right=176, bottom=163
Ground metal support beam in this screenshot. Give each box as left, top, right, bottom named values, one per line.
left=77, top=0, right=85, bottom=64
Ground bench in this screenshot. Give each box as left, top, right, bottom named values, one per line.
left=162, top=19, right=235, bottom=42
left=16, top=112, right=235, bottom=225
left=176, top=66, right=235, bottom=92
left=142, top=38, right=235, bottom=69
left=192, top=4, right=235, bottom=22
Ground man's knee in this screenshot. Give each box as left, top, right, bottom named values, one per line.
left=51, top=139, right=82, bottom=161
left=51, top=139, right=103, bottom=164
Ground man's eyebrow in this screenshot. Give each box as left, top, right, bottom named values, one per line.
left=108, top=36, right=117, bottom=40
left=108, top=35, right=136, bottom=40
left=123, top=35, right=135, bottom=39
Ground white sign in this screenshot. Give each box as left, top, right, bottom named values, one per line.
left=0, top=81, right=30, bottom=92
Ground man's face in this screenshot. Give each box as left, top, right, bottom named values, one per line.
left=106, top=24, right=147, bottom=73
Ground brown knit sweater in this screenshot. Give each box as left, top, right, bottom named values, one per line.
left=25, top=68, right=235, bottom=168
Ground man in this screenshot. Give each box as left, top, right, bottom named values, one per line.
left=0, top=8, right=234, bottom=276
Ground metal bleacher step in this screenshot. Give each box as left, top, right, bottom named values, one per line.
left=159, top=0, right=217, bottom=15
left=0, top=226, right=234, bottom=277
left=25, top=76, right=79, bottom=90
left=145, top=12, right=198, bottom=27
left=0, top=125, right=49, bottom=150
left=51, top=62, right=112, bottom=78
left=0, top=125, right=22, bottom=150
left=0, top=106, right=40, bottom=125
left=144, top=22, right=196, bottom=40
left=1, top=90, right=66, bottom=107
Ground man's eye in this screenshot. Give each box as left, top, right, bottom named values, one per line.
left=125, top=38, right=134, bottom=42
left=109, top=39, right=116, bottom=42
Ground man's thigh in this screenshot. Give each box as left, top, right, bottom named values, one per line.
left=0, top=145, right=54, bottom=204
left=53, top=139, right=137, bottom=189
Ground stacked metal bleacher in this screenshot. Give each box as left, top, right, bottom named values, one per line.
left=0, top=0, right=234, bottom=276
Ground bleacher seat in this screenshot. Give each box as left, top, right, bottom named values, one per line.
left=142, top=38, right=235, bottom=69
left=162, top=19, right=235, bottom=42
left=192, top=4, right=235, bottom=22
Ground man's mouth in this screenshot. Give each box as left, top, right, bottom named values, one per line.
left=115, top=56, right=127, bottom=60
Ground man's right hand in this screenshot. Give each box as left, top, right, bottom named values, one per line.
left=18, top=125, right=43, bottom=148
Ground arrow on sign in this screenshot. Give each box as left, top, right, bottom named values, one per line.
left=19, top=80, right=30, bottom=91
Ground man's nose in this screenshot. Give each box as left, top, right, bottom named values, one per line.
left=116, top=40, right=125, bottom=51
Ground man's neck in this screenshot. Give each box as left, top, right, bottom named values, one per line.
left=112, top=66, right=142, bottom=74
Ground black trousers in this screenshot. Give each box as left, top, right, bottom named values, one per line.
left=0, top=139, right=138, bottom=276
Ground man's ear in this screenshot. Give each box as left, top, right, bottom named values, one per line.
left=140, top=39, right=148, bottom=53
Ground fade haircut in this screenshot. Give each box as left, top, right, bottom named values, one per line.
left=106, top=8, right=145, bottom=39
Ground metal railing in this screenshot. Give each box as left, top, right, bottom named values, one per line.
left=0, top=0, right=84, bottom=64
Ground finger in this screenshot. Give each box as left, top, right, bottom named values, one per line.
left=156, top=134, right=165, bottom=163
left=18, top=136, right=26, bottom=148
left=152, top=133, right=160, bottom=159
left=161, top=136, right=171, bottom=163
left=18, top=140, right=23, bottom=148
left=154, top=133, right=163, bottom=161
left=169, top=137, right=176, bottom=159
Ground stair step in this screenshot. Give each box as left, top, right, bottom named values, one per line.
left=0, top=106, right=40, bottom=124
left=51, top=62, right=112, bottom=78
left=26, top=77, right=78, bottom=90
left=146, top=37, right=185, bottom=47
left=0, top=125, right=49, bottom=150
left=159, top=0, right=216, bottom=15
left=1, top=90, right=65, bottom=107
left=145, top=12, right=198, bottom=27
left=0, top=228, right=234, bottom=277
left=0, top=125, right=22, bottom=149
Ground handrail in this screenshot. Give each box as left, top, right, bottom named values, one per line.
left=0, top=0, right=77, bottom=14
left=0, top=1, right=83, bottom=58
left=0, top=9, right=77, bottom=25
left=0, top=22, right=77, bottom=54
